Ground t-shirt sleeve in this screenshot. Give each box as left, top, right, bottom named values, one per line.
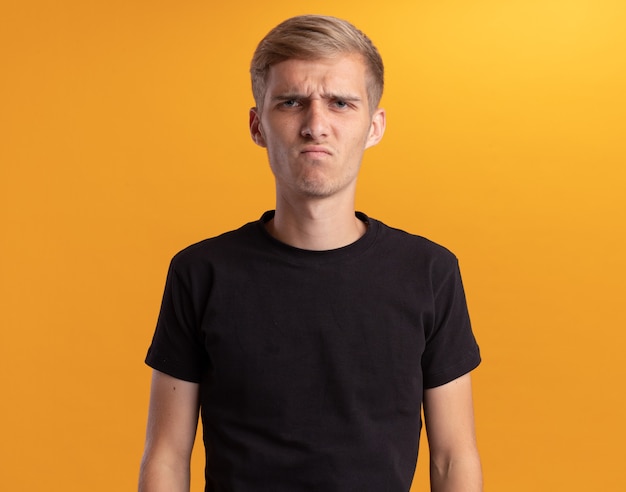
left=422, top=257, right=481, bottom=389
left=145, top=256, right=207, bottom=383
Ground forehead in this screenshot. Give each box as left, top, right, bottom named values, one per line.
left=264, top=54, right=369, bottom=95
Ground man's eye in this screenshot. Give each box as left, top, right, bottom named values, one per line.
left=334, top=100, right=348, bottom=109
left=282, top=100, right=299, bottom=108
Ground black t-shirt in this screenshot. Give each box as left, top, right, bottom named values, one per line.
left=146, top=211, right=481, bottom=491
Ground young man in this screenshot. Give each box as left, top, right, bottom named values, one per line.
left=139, top=15, right=482, bottom=492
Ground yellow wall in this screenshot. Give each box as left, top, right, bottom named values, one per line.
left=1, top=1, right=625, bottom=490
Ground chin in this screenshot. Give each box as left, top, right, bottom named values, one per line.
left=292, top=170, right=356, bottom=199
left=297, top=179, right=349, bottom=199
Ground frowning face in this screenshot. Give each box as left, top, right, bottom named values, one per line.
left=250, top=54, right=385, bottom=201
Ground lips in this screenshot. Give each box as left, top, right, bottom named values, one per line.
left=300, top=146, right=332, bottom=157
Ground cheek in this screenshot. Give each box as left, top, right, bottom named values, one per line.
left=347, top=127, right=371, bottom=149
left=264, top=123, right=297, bottom=148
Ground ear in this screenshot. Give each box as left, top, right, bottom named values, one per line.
left=365, top=108, right=386, bottom=150
left=249, top=107, right=267, bottom=148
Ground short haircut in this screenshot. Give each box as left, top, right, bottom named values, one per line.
left=250, top=15, right=384, bottom=112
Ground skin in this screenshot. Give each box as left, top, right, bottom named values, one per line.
left=249, top=54, right=385, bottom=250
left=139, top=371, right=199, bottom=492
left=424, top=374, right=483, bottom=492
left=139, top=53, right=482, bottom=492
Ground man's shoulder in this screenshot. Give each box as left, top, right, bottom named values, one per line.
left=372, top=218, right=458, bottom=264
left=169, top=217, right=263, bottom=268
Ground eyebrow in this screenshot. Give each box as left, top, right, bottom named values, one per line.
left=271, top=92, right=363, bottom=103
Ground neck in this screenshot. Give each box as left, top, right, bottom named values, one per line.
left=267, top=193, right=366, bottom=251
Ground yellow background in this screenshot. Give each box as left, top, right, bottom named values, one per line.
left=1, top=0, right=625, bottom=490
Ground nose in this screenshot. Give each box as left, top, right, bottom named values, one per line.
left=300, top=101, right=329, bottom=139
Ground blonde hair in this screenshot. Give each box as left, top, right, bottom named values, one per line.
left=250, top=15, right=384, bottom=112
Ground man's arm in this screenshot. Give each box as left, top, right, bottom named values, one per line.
left=423, top=373, right=482, bottom=492
left=139, top=370, right=200, bottom=492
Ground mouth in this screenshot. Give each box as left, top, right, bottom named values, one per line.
left=300, top=146, right=332, bottom=158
